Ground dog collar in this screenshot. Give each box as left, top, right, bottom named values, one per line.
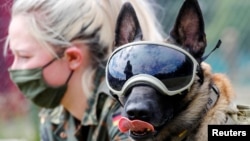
left=176, top=84, right=220, bottom=141
left=206, top=84, right=220, bottom=112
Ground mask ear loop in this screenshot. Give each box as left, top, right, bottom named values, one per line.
left=65, top=70, right=74, bottom=84
left=42, top=58, right=74, bottom=85
left=42, top=58, right=57, bottom=69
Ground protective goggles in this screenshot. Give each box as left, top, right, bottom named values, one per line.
left=106, top=41, right=199, bottom=96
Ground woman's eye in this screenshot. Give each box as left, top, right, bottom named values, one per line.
left=19, top=55, right=31, bottom=59
left=11, top=50, right=33, bottom=64
left=14, top=54, right=32, bottom=63
left=16, top=52, right=32, bottom=60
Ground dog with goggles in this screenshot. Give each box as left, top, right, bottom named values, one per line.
left=106, top=0, right=243, bottom=141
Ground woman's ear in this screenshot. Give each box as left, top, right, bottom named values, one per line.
left=64, top=46, right=83, bottom=69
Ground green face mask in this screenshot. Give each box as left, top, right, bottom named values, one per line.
left=8, top=59, right=73, bottom=108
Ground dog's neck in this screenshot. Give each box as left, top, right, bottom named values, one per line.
left=205, top=84, right=220, bottom=112
left=174, top=84, right=220, bottom=141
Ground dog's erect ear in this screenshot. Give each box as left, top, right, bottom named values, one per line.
left=170, top=0, right=207, bottom=62
left=114, top=2, right=142, bottom=50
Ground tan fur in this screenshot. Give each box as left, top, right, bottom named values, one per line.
left=195, top=62, right=238, bottom=141
left=152, top=62, right=238, bottom=141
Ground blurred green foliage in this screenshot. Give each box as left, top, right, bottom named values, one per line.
left=157, top=0, right=250, bottom=84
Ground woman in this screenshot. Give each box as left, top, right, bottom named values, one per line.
left=5, top=0, right=164, bottom=140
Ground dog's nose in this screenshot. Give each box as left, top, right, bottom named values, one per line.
left=125, top=102, right=151, bottom=120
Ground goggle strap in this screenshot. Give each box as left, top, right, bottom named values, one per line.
left=179, top=89, right=189, bottom=95
left=110, top=91, right=124, bottom=107
left=197, top=65, right=204, bottom=85
left=202, top=39, right=221, bottom=61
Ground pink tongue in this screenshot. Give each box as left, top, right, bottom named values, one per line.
left=118, top=117, right=155, bottom=133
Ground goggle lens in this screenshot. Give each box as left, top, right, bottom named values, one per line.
left=106, top=42, right=198, bottom=96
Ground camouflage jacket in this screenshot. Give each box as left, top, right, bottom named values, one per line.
left=39, top=81, right=131, bottom=141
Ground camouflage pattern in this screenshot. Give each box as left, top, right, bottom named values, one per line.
left=39, top=80, right=131, bottom=141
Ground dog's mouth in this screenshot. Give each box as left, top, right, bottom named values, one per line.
left=118, top=117, right=155, bottom=139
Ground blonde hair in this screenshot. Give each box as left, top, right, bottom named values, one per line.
left=7, top=0, right=165, bottom=97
